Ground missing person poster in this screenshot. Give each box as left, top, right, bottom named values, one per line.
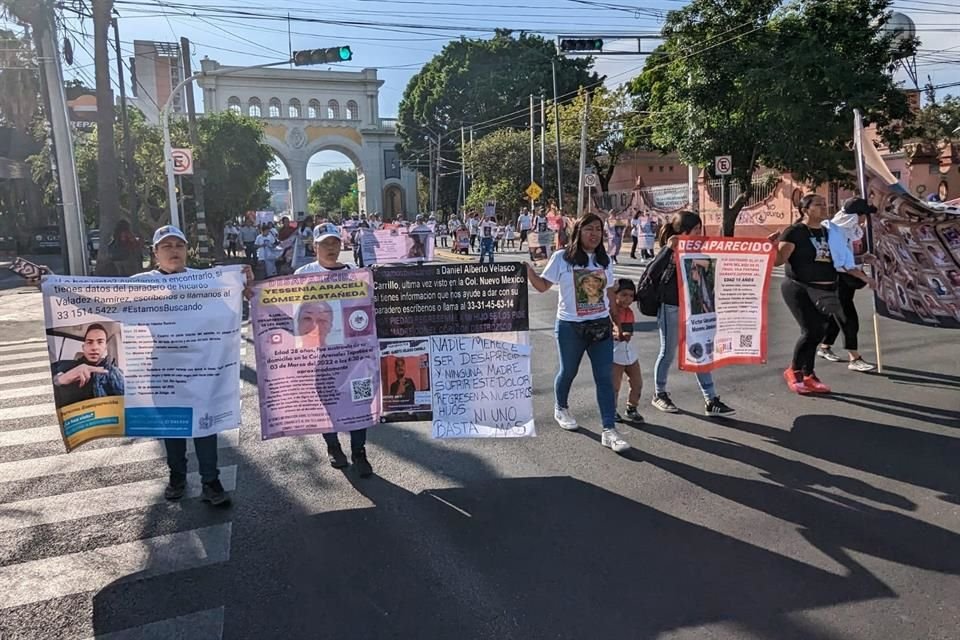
left=676, top=238, right=776, bottom=372
left=528, top=230, right=556, bottom=263
left=41, top=267, right=245, bottom=452
left=360, top=228, right=435, bottom=265
left=251, top=269, right=380, bottom=439
left=379, top=338, right=432, bottom=422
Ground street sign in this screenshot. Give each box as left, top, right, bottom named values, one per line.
left=525, top=181, right=543, bottom=201
left=583, top=173, right=599, bottom=188
left=715, top=155, right=732, bottom=176
left=172, top=148, right=194, bottom=175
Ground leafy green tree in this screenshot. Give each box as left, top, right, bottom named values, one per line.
left=308, top=167, right=358, bottom=213
left=398, top=30, right=598, bottom=211
left=913, top=85, right=960, bottom=146
left=631, top=0, right=916, bottom=235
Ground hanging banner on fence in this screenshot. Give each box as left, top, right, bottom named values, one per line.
left=360, top=228, right=435, bottom=265
left=41, top=267, right=245, bottom=452
left=676, top=238, right=776, bottom=372
left=528, top=230, right=556, bottom=263
left=251, top=269, right=380, bottom=439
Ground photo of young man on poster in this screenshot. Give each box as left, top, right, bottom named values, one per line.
left=49, top=322, right=126, bottom=409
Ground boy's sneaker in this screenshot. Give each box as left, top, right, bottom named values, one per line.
left=601, top=428, right=631, bottom=453
left=803, top=374, right=831, bottom=394
left=783, top=368, right=811, bottom=395
left=652, top=392, right=679, bottom=413
left=201, top=479, right=231, bottom=507
left=554, top=407, right=579, bottom=431
left=816, top=346, right=842, bottom=362
left=164, top=473, right=187, bottom=501
left=704, top=397, right=736, bottom=417
left=327, top=443, right=349, bottom=469
left=624, top=406, right=643, bottom=423
left=352, top=449, right=373, bottom=478
left=848, top=358, right=876, bottom=372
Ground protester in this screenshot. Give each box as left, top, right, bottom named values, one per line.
left=517, top=207, right=532, bottom=250
left=255, top=224, right=279, bottom=278
left=223, top=222, right=240, bottom=258
left=134, top=225, right=253, bottom=506
left=103, top=219, right=143, bottom=276
left=645, top=211, right=736, bottom=416
left=611, top=279, right=643, bottom=423
left=467, top=212, right=479, bottom=251
left=629, top=211, right=641, bottom=260
left=505, top=221, right=516, bottom=250
left=607, top=212, right=624, bottom=263
left=817, top=197, right=877, bottom=372
left=772, top=193, right=838, bottom=394
left=240, top=221, right=258, bottom=263
left=478, top=215, right=497, bottom=264
left=294, top=222, right=373, bottom=477
left=524, top=213, right=631, bottom=454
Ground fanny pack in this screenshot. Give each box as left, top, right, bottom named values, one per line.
left=573, top=318, right=613, bottom=343
left=798, top=281, right=845, bottom=320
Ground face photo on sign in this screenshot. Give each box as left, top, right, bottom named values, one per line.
left=882, top=287, right=904, bottom=315
left=896, top=282, right=909, bottom=307
left=683, top=258, right=717, bottom=316
left=922, top=293, right=944, bottom=313
left=294, top=299, right=344, bottom=349
left=947, top=269, right=960, bottom=287
left=378, top=339, right=431, bottom=418
left=911, top=250, right=931, bottom=269
left=573, top=269, right=607, bottom=315
left=910, top=296, right=935, bottom=321
left=529, top=246, right=549, bottom=263
left=897, top=226, right=918, bottom=247
left=924, top=244, right=952, bottom=267
left=940, top=226, right=960, bottom=251
left=917, top=225, right=937, bottom=242
left=48, top=321, right=126, bottom=410
left=926, top=275, right=949, bottom=297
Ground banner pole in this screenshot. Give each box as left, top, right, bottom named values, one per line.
left=854, top=109, right=883, bottom=373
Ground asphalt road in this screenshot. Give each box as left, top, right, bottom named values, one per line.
left=0, top=249, right=958, bottom=639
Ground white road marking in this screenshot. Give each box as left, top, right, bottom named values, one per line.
left=1, top=384, right=51, bottom=400
left=0, top=424, right=59, bottom=447
left=0, top=402, right=55, bottom=421
left=0, top=371, right=51, bottom=386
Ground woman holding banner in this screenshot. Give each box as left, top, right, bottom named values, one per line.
left=524, top=213, right=632, bottom=454
left=645, top=211, right=736, bottom=417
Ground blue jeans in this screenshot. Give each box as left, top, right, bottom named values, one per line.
left=323, top=428, right=367, bottom=453
left=554, top=319, right=616, bottom=429
left=655, top=304, right=716, bottom=401
left=479, top=237, right=494, bottom=263
left=165, top=435, right=219, bottom=484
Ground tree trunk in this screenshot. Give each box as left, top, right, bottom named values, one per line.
left=92, top=0, right=121, bottom=274
left=722, top=180, right=750, bottom=237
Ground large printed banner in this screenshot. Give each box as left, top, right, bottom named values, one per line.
left=42, top=267, right=245, bottom=452
left=251, top=270, right=380, bottom=439
left=373, top=263, right=533, bottom=438
left=676, top=238, right=776, bottom=372
left=360, top=228, right=435, bottom=265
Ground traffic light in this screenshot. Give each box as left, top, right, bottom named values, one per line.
left=559, top=38, right=603, bottom=53
left=292, top=46, right=353, bottom=66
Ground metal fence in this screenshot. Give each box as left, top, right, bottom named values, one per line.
left=705, top=171, right=780, bottom=207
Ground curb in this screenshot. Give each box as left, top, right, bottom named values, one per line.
left=435, top=249, right=477, bottom=263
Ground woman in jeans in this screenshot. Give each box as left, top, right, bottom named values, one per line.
left=772, top=193, right=838, bottom=394
left=525, top=213, right=631, bottom=454
left=646, top=211, right=735, bottom=416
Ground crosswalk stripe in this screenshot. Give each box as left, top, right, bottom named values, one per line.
left=0, top=522, right=232, bottom=610
left=0, top=351, right=48, bottom=368
left=0, top=425, right=59, bottom=447
left=0, top=466, right=238, bottom=533
left=88, top=607, right=225, bottom=640
left=0, top=339, right=45, bottom=351
left=0, top=371, right=50, bottom=385
left=1, top=384, right=51, bottom=401
left=0, top=429, right=240, bottom=483
left=0, top=402, right=55, bottom=422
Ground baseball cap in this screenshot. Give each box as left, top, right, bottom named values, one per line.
left=841, top=197, right=877, bottom=216
left=152, top=225, right=187, bottom=247
left=313, top=222, right=341, bottom=243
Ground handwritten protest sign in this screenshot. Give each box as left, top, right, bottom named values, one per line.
left=676, top=238, right=775, bottom=372
left=251, top=270, right=380, bottom=439
left=41, top=267, right=245, bottom=451
left=360, top=228, right=435, bottom=265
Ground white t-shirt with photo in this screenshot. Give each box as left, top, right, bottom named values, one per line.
left=294, top=262, right=353, bottom=274
left=541, top=249, right=614, bottom=322
left=479, top=220, right=496, bottom=239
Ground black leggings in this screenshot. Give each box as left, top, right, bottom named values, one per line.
left=781, top=279, right=832, bottom=375
left=822, top=278, right=859, bottom=351
left=630, top=235, right=638, bottom=258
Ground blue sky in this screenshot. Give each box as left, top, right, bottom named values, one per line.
left=45, top=0, right=960, bottom=180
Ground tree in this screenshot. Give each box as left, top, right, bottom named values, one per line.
left=307, top=167, right=358, bottom=213
left=630, top=0, right=916, bottom=235
left=0, top=28, right=38, bottom=133
left=913, top=85, right=960, bottom=146
left=91, top=0, right=120, bottom=271
left=398, top=30, right=599, bottom=211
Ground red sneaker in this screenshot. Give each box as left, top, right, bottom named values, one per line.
left=803, top=374, right=831, bottom=394
left=783, top=368, right=811, bottom=394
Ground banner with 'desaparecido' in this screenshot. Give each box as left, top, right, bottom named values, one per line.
left=251, top=269, right=381, bottom=439
left=41, top=266, right=245, bottom=452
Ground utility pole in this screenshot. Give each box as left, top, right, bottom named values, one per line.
left=92, top=0, right=120, bottom=273
left=576, top=89, right=590, bottom=217
left=551, top=59, right=563, bottom=210
left=434, top=133, right=441, bottom=214
left=180, top=38, right=209, bottom=259
left=113, top=18, right=136, bottom=227
left=460, top=126, right=466, bottom=214
left=428, top=136, right=435, bottom=213
left=529, top=94, right=535, bottom=210
left=540, top=94, right=546, bottom=196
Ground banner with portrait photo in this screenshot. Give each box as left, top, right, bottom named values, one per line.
left=42, top=267, right=245, bottom=452
left=251, top=269, right=380, bottom=439
left=360, top=228, right=435, bottom=265
left=676, top=238, right=776, bottom=372
left=378, top=338, right=432, bottom=422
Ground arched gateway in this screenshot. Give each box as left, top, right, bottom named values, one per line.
left=197, top=59, right=417, bottom=218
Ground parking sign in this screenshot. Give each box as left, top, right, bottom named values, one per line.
left=715, top=155, right=732, bottom=176
left=172, top=148, right=194, bottom=175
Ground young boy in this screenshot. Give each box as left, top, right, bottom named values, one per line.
left=612, top=279, right=643, bottom=423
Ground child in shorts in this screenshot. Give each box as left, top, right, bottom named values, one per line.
left=612, top=279, right=643, bottom=422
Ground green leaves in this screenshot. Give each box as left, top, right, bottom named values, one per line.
left=308, top=168, right=358, bottom=215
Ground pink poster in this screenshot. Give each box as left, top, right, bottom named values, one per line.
left=360, top=228, right=435, bottom=264
left=251, top=270, right=381, bottom=439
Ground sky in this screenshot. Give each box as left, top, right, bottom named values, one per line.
left=42, top=0, right=960, bottom=181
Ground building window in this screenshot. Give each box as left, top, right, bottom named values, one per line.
left=248, top=97, right=261, bottom=117
left=268, top=98, right=281, bottom=118
left=308, top=99, right=321, bottom=119
left=288, top=98, right=301, bottom=118
left=346, top=100, right=359, bottom=120
left=327, top=99, right=340, bottom=119
left=648, top=166, right=653, bottom=172
left=227, top=96, right=242, bottom=115
left=669, top=165, right=674, bottom=172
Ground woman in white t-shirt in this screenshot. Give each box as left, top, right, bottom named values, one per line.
left=524, top=213, right=630, bottom=454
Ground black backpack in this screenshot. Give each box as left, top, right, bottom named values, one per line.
left=635, top=251, right=674, bottom=317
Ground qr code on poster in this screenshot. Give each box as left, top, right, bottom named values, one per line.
left=739, top=335, right=753, bottom=348
left=350, top=377, right=374, bottom=402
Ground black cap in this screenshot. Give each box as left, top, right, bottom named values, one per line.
left=842, top=197, right=877, bottom=216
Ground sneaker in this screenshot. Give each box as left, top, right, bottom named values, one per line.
left=803, top=374, right=831, bottom=393
left=651, top=392, right=679, bottom=413
left=554, top=407, right=579, bottom=431
left=624, top=406, right=643, bottom=423
left=817, top=346, right=842, bottom=362
left=201, top=479, right=231, bottom=507
left=327, top=443, right=349, bottom=469
left=848, top=358, right=876, bottom=372
left=164, top=473, right=187, bottom=501
left=601, top=428, right=631, bottom=453
left=704, top=397, right=736, bottom=417
left=615, top=411, right=624, bottom=423
left=783, top=368, right=811, bottom=395
left=352, top=449, right=373, bottom=478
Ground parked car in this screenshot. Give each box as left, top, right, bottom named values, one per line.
left=30, top=225, right=60, bottom=254
left=88, top=229, right=100, bottom=258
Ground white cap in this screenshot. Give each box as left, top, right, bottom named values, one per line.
left=313, top=223, right=341, bottom=243
left=152, top=225, right=187, bottom=247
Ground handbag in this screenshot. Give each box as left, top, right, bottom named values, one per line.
left=573, top=318, right=613, bottom=343
left=801, top=283, right=845, bottom=320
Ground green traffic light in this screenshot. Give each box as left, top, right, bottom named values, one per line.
left=339, top=46, right=352, bottom=61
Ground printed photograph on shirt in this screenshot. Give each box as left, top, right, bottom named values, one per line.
left=48, top=321, right=127, bottom=411
left=573, top=268, right=608, bottom=316
left=682, top=258, right=717, bottom=316
left=294, top=299, right=345, bottom=349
